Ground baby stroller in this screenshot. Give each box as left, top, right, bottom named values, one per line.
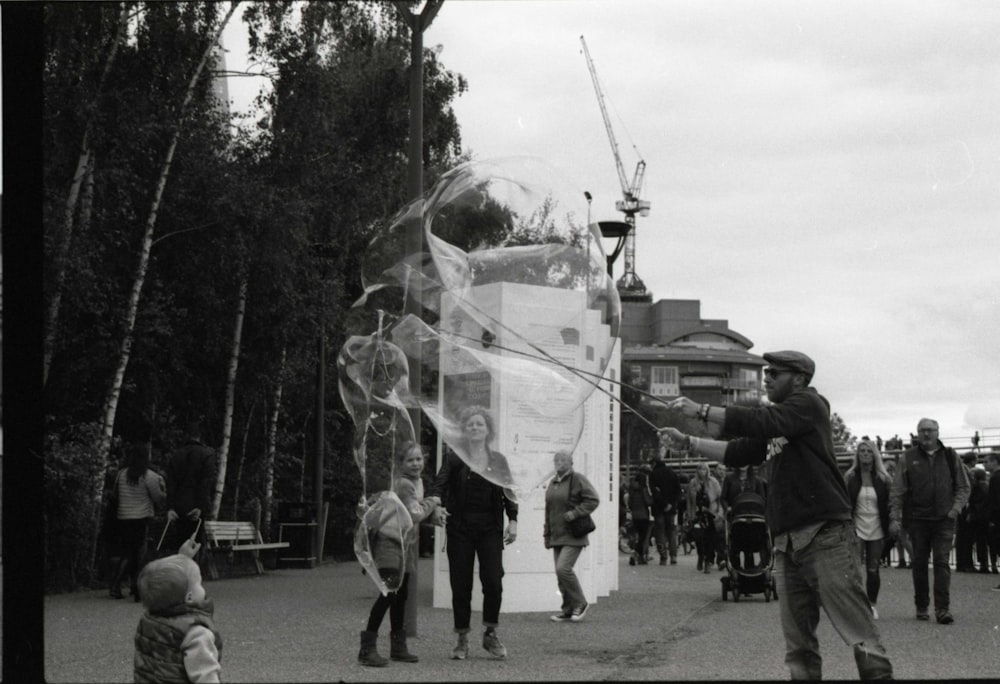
left=721, top=492, right=777, bottom=602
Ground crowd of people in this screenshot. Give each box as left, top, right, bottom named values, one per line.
left=110, top=378, right=1000, bottom=682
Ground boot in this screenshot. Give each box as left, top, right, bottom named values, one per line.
left=109, top=558, right=128, bottom=599
left=358, top=631, right=388, bottom=667
left=389, top=630, right=418, bottom=663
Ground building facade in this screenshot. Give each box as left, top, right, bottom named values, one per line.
left=618, top=297, right=765, bottom=466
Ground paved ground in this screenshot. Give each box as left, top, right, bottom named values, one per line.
left=45, top=549, right=1000, bottom=682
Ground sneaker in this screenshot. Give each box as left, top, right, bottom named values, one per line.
left=916, top=610, right=930, bottom=621
left=871, top=605, right=879, bottom=620
left=482, top=630, right=507, bottom=659
left=629, top=555, right=636, bottom=566
left=936, top=611, right=954, bottom=625
left=570, top=602, right=589, bottom=621
left=992, top=584, right=1000, bottom=591
left=670, top=558, right=677, bottom=565
left=659, top=557, right=667, bottom=566
left=451, top=632, right=469, bottom=660
left=550, top=612, right=573, bottom=622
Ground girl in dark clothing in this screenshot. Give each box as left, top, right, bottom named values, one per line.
left=844, top=439, right=891, bottom=618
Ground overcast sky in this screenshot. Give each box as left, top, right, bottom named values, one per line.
left=224, top=0, right=1000, bottom=447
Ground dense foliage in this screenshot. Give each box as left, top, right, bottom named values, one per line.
left=43, top=1, right=466, bottom=592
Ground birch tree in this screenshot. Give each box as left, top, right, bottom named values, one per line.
left=90, top=1, right=241, bottom=566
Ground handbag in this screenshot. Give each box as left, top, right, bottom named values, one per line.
left=567, top=472, right=597, bottom=538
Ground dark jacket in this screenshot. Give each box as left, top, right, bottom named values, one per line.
left=967, top=473, right=990, bottom=524
left=165, top=440, right=216, bottom=516
left=649, top=460, right=681, bottom=515
left=432, top=449, right=517, bottom=532
left=844, top=469, right=891, bottom=536
left=722, top=386, right=851, bottom=537
left=134, top=601, right=222, bottom=683
left=628, top=473, right=653, bottom=521
left=889, top=442, right=970, bottom=523
left=989, top=469, right=1000, bottom=525
left=544, top=469, right=600, bottom=547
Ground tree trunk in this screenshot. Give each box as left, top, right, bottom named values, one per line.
left=262, top=347, right=286, bottom=541
left=211, top=275, right=247, bottom=519
left=90, top=1, right=241, bottom=568
left=231, top=398, right=257, bottom=520
left=44, top=3, right=130, bottom=387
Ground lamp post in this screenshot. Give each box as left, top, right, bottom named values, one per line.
left=392, top=0, right=443, bottom=638
left=311, top=243, right=337, bottom=564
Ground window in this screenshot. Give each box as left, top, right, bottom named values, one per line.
left=650, top=365, right=679, bottom=396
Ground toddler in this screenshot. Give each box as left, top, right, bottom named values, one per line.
left=134, top=539, right=222, bottom=683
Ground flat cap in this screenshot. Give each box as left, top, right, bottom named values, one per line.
left=763, top=350, right=815, bottom=379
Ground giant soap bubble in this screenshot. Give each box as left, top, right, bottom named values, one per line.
left=340, top=157, right=621, bottom=589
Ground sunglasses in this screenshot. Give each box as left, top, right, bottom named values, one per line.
left=763, top=367, right=794, bottom=378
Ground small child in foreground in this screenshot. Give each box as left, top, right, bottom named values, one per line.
left=134, top=538, right=222, bottom=683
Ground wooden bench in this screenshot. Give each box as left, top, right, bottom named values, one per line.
left=203, top=520, right=289, bottom=580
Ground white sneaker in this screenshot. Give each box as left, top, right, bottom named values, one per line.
left=550, top=612, right=573, bottom=622
left=871, top=605, right=879, bottom=620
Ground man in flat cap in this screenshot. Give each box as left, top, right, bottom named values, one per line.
left=659, top=351, right=892, bottom=680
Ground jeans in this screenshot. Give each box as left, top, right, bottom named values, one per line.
left=774, top=520, right=892, bottom=680
left=652, top=509, right=677, bottom=560
left=552, top=545, right=586, bottom=612
left=856, top=537, right=885, bottom=604
left=633, top=518, right=651, bottom=560
left=907, top=517, right=956, bottom=613
left=445, top=524, right=504, bottom=631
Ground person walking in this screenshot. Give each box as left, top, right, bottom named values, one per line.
left=888, top=418, right=970, bottom=624
left=844, top=439, right=892, bottom=619
left=545, top=450, right=600, bottom=622
left=659, top=350, right=892, bottom=679
left=986, top=451, right=1000, bottom=587
left=164, top=421, right=217, bottom=556
left=627, top=465, right=653, bottom=564
left=968, top=467, right=991, bottom=573
left=686, top=463, right=721, bottom=573
left=431, top=405, right=517, bottom=660
left=649, top=446, right=681, bottom=565
left=954, top=453, right=978, bottom=572
left=109, top=441, right=166, bottom=601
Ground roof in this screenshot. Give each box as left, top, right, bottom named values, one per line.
left=622, top=345, right=766, bottom=365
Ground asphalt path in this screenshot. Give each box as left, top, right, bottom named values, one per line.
left=44, top=548, right=1000, bottom=681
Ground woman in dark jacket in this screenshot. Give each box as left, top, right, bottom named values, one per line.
left=844, top=439, right=891, bottom=618
left=431, top=405, right=517, bottom=660
left=627, top=466, right=653, bottom=564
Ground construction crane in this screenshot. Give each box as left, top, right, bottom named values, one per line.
left=580, top=35, right=650, bottom=296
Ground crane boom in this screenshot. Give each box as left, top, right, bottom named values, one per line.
left=580, top=35, right=630, bottom=196
left=580, top=35, right=650, bottom=297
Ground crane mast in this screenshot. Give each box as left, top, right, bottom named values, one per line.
left=580, top=35, right=650, bottom=297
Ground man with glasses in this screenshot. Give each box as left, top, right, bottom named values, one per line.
left=888, top=418, right=969, bottom=624
left=658, top=351, right=892, bottom=680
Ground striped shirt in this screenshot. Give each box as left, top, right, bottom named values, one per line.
left=116, top=469, right=167, bottom=520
